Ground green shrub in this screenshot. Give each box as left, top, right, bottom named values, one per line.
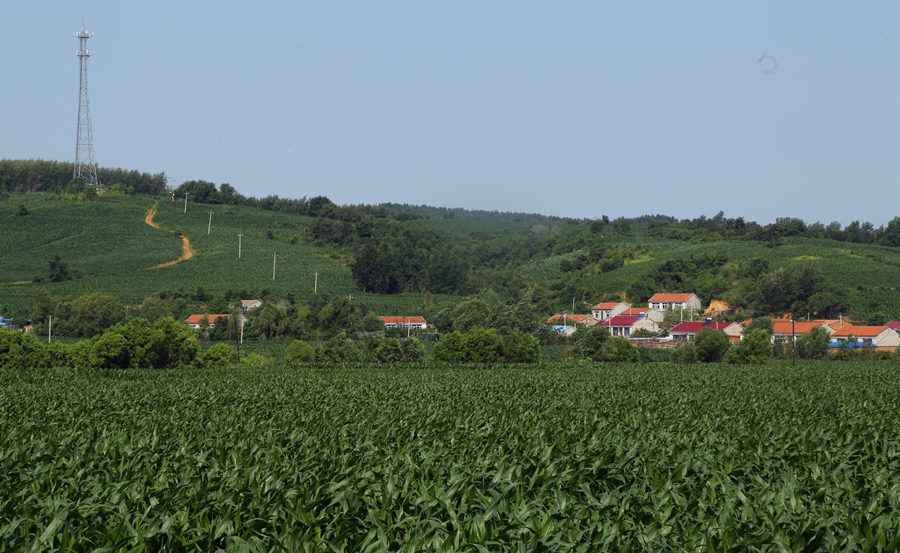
left=284, top=339, right=314, bottom=362
left=694, top=328, right=730, bottom=362
left=196, top=343, right=238, bottom=369
left=725, top=328, right=770, bottom=364
left=0, top=331, right=49, bottom=370
left=671, top=343, right=698, bottom=363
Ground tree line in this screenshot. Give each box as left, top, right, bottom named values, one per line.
left=0, top=159, right=166, bottom=196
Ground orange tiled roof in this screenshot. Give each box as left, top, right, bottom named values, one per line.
left=771, top=321, right=832, bottom=335
left=592, top=302, right=627, bottom=310
left=648, top=293, right=695, bottom=303
left=832, top=325, right=891, bottom=338
left=546, top=314, right=590, bottom=324
left=185, top=314, right=231, bottom=325
left=621, top=307, right=650, bottom=315
left=380, top=316, right=427, bottom=325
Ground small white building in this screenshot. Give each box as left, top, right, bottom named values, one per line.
left=648, top=293, right=702, bottom=313
left=240, top=299, right=262, bottom=312
left=591, top=302, right=631, bottom=321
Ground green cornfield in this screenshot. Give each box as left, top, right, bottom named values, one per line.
left=1, top=362, right=898, bottom=551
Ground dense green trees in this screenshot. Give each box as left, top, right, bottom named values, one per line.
left=796, top=326, right=831, bottom=359
left=694, top=328, right=731, bottom=362
left=0, top=159, right=165, bottom=195
left=0, top=331, right=49, bottom=371
left=432, top=327, right=538, bottom=363
left=68, top=293, right=127, bottom=337
left=725, top=329, right=771, bottom=364
left=1, top=317, right=201, bottom=370
left=573, top=327, right=640, bottom=362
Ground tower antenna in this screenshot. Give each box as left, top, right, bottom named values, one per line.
left=74, top=17, right=101, bottom=191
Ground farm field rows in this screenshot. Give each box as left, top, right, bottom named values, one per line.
left=0, top=195, right=457, bottom=315
left=1, top=362, right=898, bottom=550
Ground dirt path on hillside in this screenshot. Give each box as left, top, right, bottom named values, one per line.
left=144, top=205, right=195, bottom=269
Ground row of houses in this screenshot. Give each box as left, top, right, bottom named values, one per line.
left=185, top=313, right=432, bottom=331
left=549, top=294, right=702, bottom=336
left=181, top=294, right=899, bottom=351
left=546, top=293, right=900, bottom=350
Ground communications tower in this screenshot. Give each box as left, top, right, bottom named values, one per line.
left=74, top=18, right=101, bottom=189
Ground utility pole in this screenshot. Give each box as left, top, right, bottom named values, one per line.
left=272, top=252, right=277, bottom=280
left=235, top=315, right=240, bottom=362
left=314, top=271, right=318, bottom=294
left=48, top=315, right=52, bottom=344
left=791, top=314, right=796, bottom=366
left=208, top=211, right=212, bottom=235
left=238, top=233, right=242, bottom=259
left=184, top=192, right=188, bottom=213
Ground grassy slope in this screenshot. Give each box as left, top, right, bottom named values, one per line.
left=0, top=195, right=459, bottom=316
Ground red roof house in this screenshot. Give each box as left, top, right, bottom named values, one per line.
left=597, top=315, right=660, bottom=338
left=590, top=302, right=631, bottom=321
left=379, top=316, right=427, bottom=329
left=185, top=314, right=232, bottom=328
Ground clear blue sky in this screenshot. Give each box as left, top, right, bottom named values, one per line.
left=3, top=1, right=898, bottom=225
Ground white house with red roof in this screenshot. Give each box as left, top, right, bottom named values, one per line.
left=379, top=316, right=427, bottom=330
left=705, top=321, right=744, bottom=342
left=591, top=301, right=631, bottom=321
left=830, top=325, right=899, bottom=350
left=770, top=320, right=837, bottom=344
left=669, top=320, right=744, bottom=342
left=648, top=293, right=702, bottom=313
left=596, top=315, right=659, bottom=337
left=668, top=321, right=706, bottom=342
left=185, top=314, right=232, bottom=329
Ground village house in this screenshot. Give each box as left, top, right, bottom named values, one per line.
left=830, top=325, right=900, bottom=350
left=590, top=302, right=631, bottom=321
left=770, top=320, right=837, bottom=344
left=596, top=315, right=660, bottom=338
left=620, top=307, right=664, bottom=323
left=240, top=299, right=262, bottom=312
left=669, top=320, right=744, bottom=342
left=668, top=321, right=706, bottom=342
left=185, top=314, right=233, bottom=329
left=546, top=314, right=593, bottom=336
left=379, top=316, right=427, bottom=330
left=648, top=293, right=702, bottom=313
left=704, top=321, right=744, bottom=342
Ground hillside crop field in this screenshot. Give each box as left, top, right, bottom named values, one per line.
left=0, top=195, right=457, bottom=316
left=1, top=362, right=898, bottom=551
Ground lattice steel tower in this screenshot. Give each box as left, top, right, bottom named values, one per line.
left=74, top=18, right=100, bottom=189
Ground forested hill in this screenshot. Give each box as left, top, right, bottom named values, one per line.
left=380, top=203, right=563, bottom=224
